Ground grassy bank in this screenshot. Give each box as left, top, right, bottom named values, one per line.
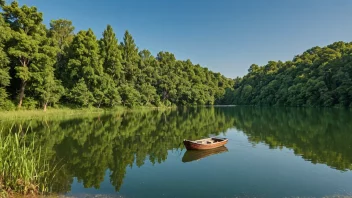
left=0, top=105, right=178, bottom=120
left=0, top=127, right=54, bottom=197
left=0, top=107, right=120, bottom=120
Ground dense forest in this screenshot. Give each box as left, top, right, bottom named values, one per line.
left=221, top=42, right=352, bottom=107
left=1, top=1, right=352, bottom=110
left=0, top=1, right=233, bottom=110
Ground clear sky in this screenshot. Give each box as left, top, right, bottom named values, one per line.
left=9, top=0, right=352, bottom=78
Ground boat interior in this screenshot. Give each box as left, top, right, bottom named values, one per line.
left=193, top=138, right=224, bottom=145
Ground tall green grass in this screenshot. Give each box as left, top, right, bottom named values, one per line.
left=0, top=126, right=54, bottom=196
left=0, top=107, right=108, bottom=120
left=0, top=106, right=171, bottom=121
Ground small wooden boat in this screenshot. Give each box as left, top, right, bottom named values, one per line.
left=183, top=137, right=228, bottom=150
left=182, top=146, right=228, bottom=163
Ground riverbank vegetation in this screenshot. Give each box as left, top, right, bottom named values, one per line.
left=221, top=42, right=352, bottom=107
left=0, top=1, right=233, bottom=111
left=0, top=127, right=55, bottom=197
left=1, top=1, right=352, bottom=111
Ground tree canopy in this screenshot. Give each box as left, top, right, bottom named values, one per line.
left=222, top=42, right=352, bottom=107
left=0, top=2, right=232, bottom=110
left=1, top=1, right=351, bottom=110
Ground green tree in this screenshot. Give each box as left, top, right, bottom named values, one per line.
left=68, top=78, right=95, bottom=107
left=120, top=30, right=139, bottom=83
left=49, top=19, right=75, bottom=51
left=100, top=25, right=123, bottom=84
left=34, top=66, right=64, bottom=111
left=49, top=19, right=75, bottom=80
left=118, top=84, right=141, bottom=107
left=0, top=1, right=235, bottom=109
left=67, top=29, right=104, bottom=105
left=2, top=1, right=49, bottom=107
left=225, top=41, right=352, bottom=107
left=138, top=83, right=158, bottom=105
left=0, top=15, right=12, bottom=109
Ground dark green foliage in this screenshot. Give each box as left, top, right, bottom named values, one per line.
left=0, top=15, right=12, bottom=109
left=223, top=42, right=352, bottom=107
left=0, top=1, right=233, bottom=109
left=100, top=25, right=123, bottom=85
left=118, top=84, right=141, bottom=107
left=49, top=19, right=75, bottom=80
left=5, top=1, right=351, bottom=109
left=68, top=78, right=95, bottom=107
left=1, top=1, right=63, bottom=110
left=2, top=1, right=47, bottom=107
left=120, top=30, right=140, bottom=83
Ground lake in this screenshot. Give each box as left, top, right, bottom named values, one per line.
left=2, top=107, right=352, bottom=198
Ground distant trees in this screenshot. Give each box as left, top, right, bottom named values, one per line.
left=222, top=42, right=352, bottom=107
left=0, top=1, right=233, bottom=110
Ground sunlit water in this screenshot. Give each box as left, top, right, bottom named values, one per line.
left=2, top=107, right=352, bottom=198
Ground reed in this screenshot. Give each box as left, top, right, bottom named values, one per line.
left=0, top=126, right=54, bottom=196
left=0, top=108, right=107, bottom=120
left=0, top=106, right=173, bottom=120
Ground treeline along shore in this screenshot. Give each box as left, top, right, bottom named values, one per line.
left=0, top=0, right=351, bottom=112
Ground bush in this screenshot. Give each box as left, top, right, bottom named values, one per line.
left=22, top=97, right=38, bottom=110
left=0, top=99, right=15, bottom=111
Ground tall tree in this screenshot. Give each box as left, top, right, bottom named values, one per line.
left=34, top=66, right=64, bottom=111
left=100, top=25, right=123, bottom=84
left=67, top=29, right=104, bottom=106
left=0, top=14, right=12, bottom=109
left=120, top=30, right=139, bottom=83
left=2, top=1, right=53, bottom=107
left=33, top=37, right=64, bottom=111
left=49, top=19, right=75, bottom=51
left=49, top=19, right=75, bottom=80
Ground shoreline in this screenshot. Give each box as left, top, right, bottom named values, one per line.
left=0, top=106, right=177, bottom=120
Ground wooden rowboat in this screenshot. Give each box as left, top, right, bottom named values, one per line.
left=183, top=137, right=228, bottom=150
left=182, top=146, right=228, bottom=163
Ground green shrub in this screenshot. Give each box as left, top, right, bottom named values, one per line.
left=22, top=97, right=38, bottom=110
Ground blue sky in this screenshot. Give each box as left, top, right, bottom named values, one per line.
left=10, top=0, right=352, bottom=78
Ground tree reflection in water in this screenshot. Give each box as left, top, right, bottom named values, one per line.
left=2, top=107, right=351, bottom=194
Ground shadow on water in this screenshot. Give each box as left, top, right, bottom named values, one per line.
left=181, top=146, right=228, bottom=163
left=1, top=106, right=352, bottom=195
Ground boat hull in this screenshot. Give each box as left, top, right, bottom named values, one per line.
left=183, top=138, right=228, bottom=150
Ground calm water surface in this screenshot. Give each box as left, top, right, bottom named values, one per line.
left=2, top=107, right=352, bottom=198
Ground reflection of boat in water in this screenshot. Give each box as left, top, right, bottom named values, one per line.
left=182, top=146, right=228, bottom=163
left=183, top=137, right=228, bottom=150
